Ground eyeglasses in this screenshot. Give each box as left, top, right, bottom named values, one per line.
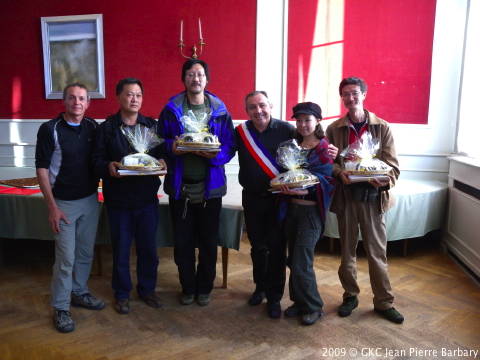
left=341, top=91, right=362, bottom=98
left=185, top=72, right=206, bottom=79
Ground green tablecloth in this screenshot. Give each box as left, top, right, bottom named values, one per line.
left=0, top=167, right=243, bottom=249
left=0, top=191, right=243, bottom=250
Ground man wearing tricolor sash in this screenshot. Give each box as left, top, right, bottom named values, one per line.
left=235, top=91, right=295, bottom=318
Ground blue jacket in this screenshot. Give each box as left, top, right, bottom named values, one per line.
left=158, top=91, right=235, bottom=200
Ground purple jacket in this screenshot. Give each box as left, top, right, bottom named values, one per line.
left=158, top=91, right=235, bottom=200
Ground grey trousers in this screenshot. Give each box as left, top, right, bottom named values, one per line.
left=337, top=197, right=394, bottom=310
left=285, top=203, right=323, bottom=314
left=51, top=193, right=100, bottom=311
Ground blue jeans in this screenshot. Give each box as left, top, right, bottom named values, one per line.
left=51, top=194, right=100, bottom=311
left=107, top=203, right=159, bottom=300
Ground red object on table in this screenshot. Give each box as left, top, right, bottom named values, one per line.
left=0, top=185, right=41, bottom=195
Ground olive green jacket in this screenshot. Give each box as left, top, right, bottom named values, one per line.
left=325, top=110, right=400, bottom=214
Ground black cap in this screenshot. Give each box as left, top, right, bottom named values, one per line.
left=291, top=102, right=322, bottom=120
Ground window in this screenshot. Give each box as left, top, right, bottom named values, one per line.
left=457, top=0, right=480, bottom=159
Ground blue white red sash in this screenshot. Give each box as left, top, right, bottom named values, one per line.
left=236, top=122, right=281, bottom=179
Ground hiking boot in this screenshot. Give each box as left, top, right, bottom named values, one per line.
left=180, top=293, right=195, bottom=305
left=71, top=292, right=105, bottom=310
left=197, top=294, right=211, bottom=306
left=338, top=296, right=358, bottom=317
left=139, top=293, right=162, bottom=309
left=267, top=302, right=282, bottom=319
left=374, top=307, right=404, bottom=324
left=301, top=311, right=322, bottom=326
left=114, top=298, right=130, bottom=314
left=248, top=290, right=265, bottom=306
left=284, top=304, right=301, bottom=318
left=53, top=310, right=75, bottom=333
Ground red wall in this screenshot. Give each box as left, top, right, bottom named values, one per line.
left=287, top=0, right=436, bottom=124
left=1, top=0, right=256, bottom=120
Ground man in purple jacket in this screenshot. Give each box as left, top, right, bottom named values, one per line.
left=158, top=59, right=235, bottom=307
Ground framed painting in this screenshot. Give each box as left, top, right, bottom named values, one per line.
left=41, top=14, right=105, bottom=99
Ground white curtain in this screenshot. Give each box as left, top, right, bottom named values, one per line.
left=457, top=0, right=480, bottom=159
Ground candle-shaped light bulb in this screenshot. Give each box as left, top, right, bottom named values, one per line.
left=180, top=20, right=184, bottom=42
left=198, top=18, right=203, bottom=40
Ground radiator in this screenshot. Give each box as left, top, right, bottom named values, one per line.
left=444, top=157, right=480, bottom=278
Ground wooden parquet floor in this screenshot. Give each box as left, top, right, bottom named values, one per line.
left=0, top=236, right=479, bottom=360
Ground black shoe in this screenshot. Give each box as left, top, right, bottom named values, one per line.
left=284, top=304, right=301, bottom=318
left=338, top=296, right=358, bottom=317
left=139, top=293, right=162, bottom=309
left=53, top=310, right=75, bottom=333
left=301, top=311, right=322, bottom=326
left=71, top=292, right=105, bottom=310
left=114, top=298, right=130, bottom=314
left=267, top=302, right=282, bottom=319
left=374, top=307, right=404, bottom=324
left=248, top=290, right=265, bottom=306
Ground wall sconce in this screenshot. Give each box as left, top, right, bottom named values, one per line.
left=178, top=18, right=205, bottom=59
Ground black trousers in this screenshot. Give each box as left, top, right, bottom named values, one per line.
left=242, top=190, right=286, bottom=303
left=285, top=203, right=323, bottom=314
left=169, top=197, right=222, bottom=295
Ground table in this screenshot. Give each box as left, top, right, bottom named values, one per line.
left=323, top=179, right=448, bottom=254
left=0, top=167, right=244, bottom=288
left=1, top=167, right=449, bottom=269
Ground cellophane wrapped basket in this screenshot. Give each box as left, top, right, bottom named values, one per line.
left=176, top=110, right=220, bottom=151
left=119, top=124, right=165, bottom=171
left=270, top=140, right=319, bottom=189
left=340, top=132, right=392, bottom=175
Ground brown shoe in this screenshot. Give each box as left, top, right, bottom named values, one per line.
left=140, top=293, right=162, bottom=308
left=115, top=298, right=130, bottom=315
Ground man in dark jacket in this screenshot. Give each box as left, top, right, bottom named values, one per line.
left=93, top=78, right=165, bottom=315
left=36, top=83, right=105, bottom=333
left=235, top=91, right=295, bottom=318
left=158, top=59, right=235, bottom=307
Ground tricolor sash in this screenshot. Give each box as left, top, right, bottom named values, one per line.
left=236, top=122, right=281, bottom=179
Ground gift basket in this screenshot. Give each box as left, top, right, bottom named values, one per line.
left=118, top=124, right=166, bottom=175
left=340, top=132, right=391, bottom=182
left=175, top=110, right=221, bottom=152
left=269, top=140, right=319, bottom=190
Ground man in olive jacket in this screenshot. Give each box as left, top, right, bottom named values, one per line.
left=326, top=77, right=403, bottom=324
